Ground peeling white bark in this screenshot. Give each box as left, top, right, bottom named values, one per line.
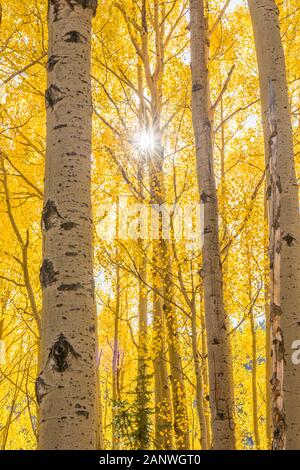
left=248, top=0, right=300, bottom=450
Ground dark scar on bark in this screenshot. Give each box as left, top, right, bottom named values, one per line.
left=53, top=124, right=68, bottom=130
left=65, top=0, right=98, bottom=16
left=45, top=84, right=64, bottom=109
left=47, top=55, right=59, bottom=71
left=50, top=0, right=98, bottom=22
left=57, top=283, right=82, bottom=291
left=283, top=233, right=296, bottom=247
left=40, top=259, right=59, bottom=288
left=200, top=191, right=210, bottom=203
left=42, top=199, right=63, bottom=230
left=49, top=0, right=60, bottom=22
left=63, top=31, right=87, bottom=43
left=61, top=221, right=78, bottom=230
left=35, top=375, right=52, bottom=405
left=192, top=83, right=203, bottom=92
left=75, top=409, right=89, bottom=419
left=48, top=333, right=81, bottom=372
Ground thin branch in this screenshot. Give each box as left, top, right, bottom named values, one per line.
left=1, top=53, right=47, bottom=85
left=209, top=0, right=231, bottom=37
left=212, top=64, right=235, bottom=111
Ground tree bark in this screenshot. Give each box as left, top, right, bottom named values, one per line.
left=140, top=0, right=174, bottom=449
left=151, top=250, right=174, bottom=449
left=189, top=0, right=235, bottom=449
left=134, top=63, right=151, bottom=450
left=264, top=195, right=272, bottom=448
left=191, top=301, right=208, bottom=449
left=164, top=254, right=190, bottom=449
left=246, top=254, right=261, bottom=449
left=248, top=0, right=300, bottom=450
left=37, top=0, right=98, bottom=450
left=112, top=254, right=121, bottom=450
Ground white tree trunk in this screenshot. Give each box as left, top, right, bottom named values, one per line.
left=37, top=0, right=98, bottom=450
left=248, top=0, right=300, bottom=449
left=189, top=0, right=235, bottom=449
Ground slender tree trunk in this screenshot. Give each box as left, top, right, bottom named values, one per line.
left=96, top=350, right=104, bottom=449
left=248, top=0, right=300, bottom=449
left=191, top=301, right=208, bottom=449
left=189, top=0, right=235, bottom=449
left=149, top=155, right=189, bottom=450
left=112, top=258, right=121, bottom=450
left=264, top=195, right=272, bottom=447
left=250, top=310, right=261, bottom=449
left=150, top=168, right=173, bottom=449
left=219, top=98, right=236, bottom=427
left=246, top=256, right=261, bottom=449
left=37, top=0, right=98, bottom=450
left=164, top=256, right=190, bottom=449
left=134, top=63, right=151, bottom=449
left=140, top=0, right=174, bottom=449
left=137, top=255, right=147, bottom=382
left=135, top=240, right=150, bottom=449
left=200, top=307, right=211, bottom=448
left=151, top=250, right=173, bottom=450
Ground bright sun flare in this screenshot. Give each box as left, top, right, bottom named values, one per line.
left=137, top=130, right=155, bottom=152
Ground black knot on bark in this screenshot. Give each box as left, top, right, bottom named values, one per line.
left=63, top=31, right=86, bottom=43
left=192, top=83, right=203, bottom=92
left=48, top=333, right=81, bottom=372
left=66, top=0, right=98, bottom=16
left=40, top=259, right=59, bottom=288
left=216, top=411, right=225, bottom=420
left=35, top=375, right=51, bottom=405
left=42, top=199, right=62, bottom=231
left=200, top=191, right=209, bottom=203
left=57, top=282, right=82, bottom=291
left=75, top=409, right=89, bottom=419
left=283, top=233, right=296, bottom=247
left=61, top=221, right=77, bottom=231
left=47, top=55, right=59, bottom=71
left=49, top=0, right=60, bottom=22
left=81, top=0, right=98, bottom=15
left=45, top=84, right=63, bottom=109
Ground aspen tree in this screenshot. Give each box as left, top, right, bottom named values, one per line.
left=135, top=63, right=151, bottom=450
left=189, top=0, right=235, bottom=449
left=248, top=0, right=300, bottom=450
left=112, top=255, right=121, bottom=449
left=139, top=0, right=189, bottom=449
left=37, top=0, right=98, bottom=449
left=246, top=246, right=261, bottom=449
left=200, top=309, right=211, bottom=448
left=264, top=198, right=272, bottom=447
left=139, top=5, right=173, bottom=446
left=191, top=300, right=208, bottom=449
